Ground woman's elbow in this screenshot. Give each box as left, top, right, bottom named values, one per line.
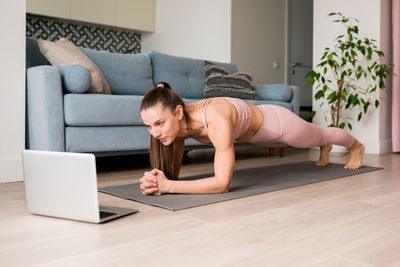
left=217, top=181, right=230, bottom=193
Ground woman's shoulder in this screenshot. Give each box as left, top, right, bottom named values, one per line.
left=204, top=98, right=237, bottom=125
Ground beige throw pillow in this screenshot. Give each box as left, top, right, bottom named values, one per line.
left=38, top=38, right=111, bottom=94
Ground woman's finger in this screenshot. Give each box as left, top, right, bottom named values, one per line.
left=144, top=187, right=158, bottom=194
left=142, top=174, right=157, bottom=184
left=145, top=170, right=157, bottom=177
left=140, top=182, right=157, bottom=189
left=144, top=173, right=157, bottom=181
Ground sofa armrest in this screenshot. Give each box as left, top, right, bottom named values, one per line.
left=254, top=84, right=293, bottom=102
left=254, top=84, right=300, bottom=115
left=27, top=66, right=65, bottom=151
left=289, top=85, right=300, bottom=116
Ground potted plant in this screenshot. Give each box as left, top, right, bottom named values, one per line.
left=306, top=12, right=393, bottom=133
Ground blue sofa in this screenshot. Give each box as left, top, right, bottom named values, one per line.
left=26, top=37, right=300, bottom=155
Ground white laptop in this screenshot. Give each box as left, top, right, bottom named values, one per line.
left=22, top=150, right=138, bottom=223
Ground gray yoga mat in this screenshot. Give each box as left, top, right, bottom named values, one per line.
left=99, top=161, right=382, bottom=211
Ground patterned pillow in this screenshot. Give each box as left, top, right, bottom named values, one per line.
left=203, top=61, right=259, bottom=99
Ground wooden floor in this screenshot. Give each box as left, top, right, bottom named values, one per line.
left=1, top=147, right=400, bottom=267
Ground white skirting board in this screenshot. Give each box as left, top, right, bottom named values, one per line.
left=0, top=157, right=23, bottom=183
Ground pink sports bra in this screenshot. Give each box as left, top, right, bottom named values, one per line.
left=201, top=97, right=252, bottom=140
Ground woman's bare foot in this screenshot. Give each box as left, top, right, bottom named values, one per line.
left=316, top=144, right=332, bottom=166
left=344, top=139, right=365, bottom=169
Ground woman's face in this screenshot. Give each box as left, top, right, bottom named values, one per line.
left=141, top=103, right=183, bottom=146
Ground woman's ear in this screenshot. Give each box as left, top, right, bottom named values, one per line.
left=175, top=105, right=184, bottom=120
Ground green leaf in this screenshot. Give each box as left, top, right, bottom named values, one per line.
left=352, top=94, right=359, bottom=106
left=308, top=110, right=316, bottom=120
left=347, top=123, right=352, bottom=130
left=314, top=90, right=325, bottom=100
left=363, top=102, right=370, bottom=114
left=327, top=91, right=338, bottom=103
left=359, top=46, right=365, bottom=55
left=321, top=76, right=326, bottom=84
left=351, top=49, right=357, bottom=58
left=379, top=80, right=384, bottom=88
left=341, top=58, right=347, bottom=67
left=375, top=100, right=379, bottom=107
left=340, top=70, right=347, bottom=80
left=346, top=94, right=353, bottom=109
left=358, top=112, right=362, bottom=121
left=321, top=51, right=328, bottom=60
left=307, top=77, right=314, bottom=87
left=339, top=122, right=346, bottom=129
left=367, top=46, right=372, bottom=56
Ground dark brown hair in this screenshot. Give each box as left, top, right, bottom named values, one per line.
left=140, top=82, right=189, bottom=180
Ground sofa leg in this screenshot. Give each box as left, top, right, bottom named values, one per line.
left=279, top=147, right=285, bottom=157
left=183, top=150, right=190, bottom=163
left=268, top=147, right=285, bottom=157
left=269, top=148, right=274, bottom=157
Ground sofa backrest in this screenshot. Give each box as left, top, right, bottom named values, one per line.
left=26, top=37, right=51, bottom=69
left=150, top=51, right=238, bottom=99
left=26, top=37, right=154, bottom=95
left=80, top=48, right=154, bottom=95
left=26, top=37, right=239, bottom=98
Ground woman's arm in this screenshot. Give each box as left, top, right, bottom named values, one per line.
left=156, top=106, right=236, bottom=194
left=139, top=138, right=184, bottom=195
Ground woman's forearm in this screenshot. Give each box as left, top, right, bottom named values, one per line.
left=166, top=176, right=229, bottom=194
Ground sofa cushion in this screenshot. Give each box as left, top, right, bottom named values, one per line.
left=37, top=38, right=111, bottom=94
left=150, top=51, right=238, bottom=99
left=64, top=94, right=145, bottom=126
left=64, top=94, right=204, bottom=127
left=203, top=61, right=258, bottom=99
left=254, top=84, right=293, bottom=102
left=65, top=126, right=204, bottom=153
left=81, top=48, right=154, bottom=95
left=244, top=99, right=293, bottom=111
left=65, top=126, right=151, bottom=152
left=59, top=65, right=91, bottom=93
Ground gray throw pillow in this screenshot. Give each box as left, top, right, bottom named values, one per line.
left=203, top=61, right=259, bottom=99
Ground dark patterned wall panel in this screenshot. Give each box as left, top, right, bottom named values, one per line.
left=26, top=14, right=141, bottom=54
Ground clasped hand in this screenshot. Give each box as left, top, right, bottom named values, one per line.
left=139, top=169, right=168, bottom=195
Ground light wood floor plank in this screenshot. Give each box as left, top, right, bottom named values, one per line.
left=1, top=147, right=399, bottom=267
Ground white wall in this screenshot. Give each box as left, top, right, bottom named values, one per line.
left=141, top=0, right=231, bottom=62
left=231, top=0, right=286, bottom=85
left=313, top=0, right=391, bottom=154
left=0, top=0, right=26, bottom=182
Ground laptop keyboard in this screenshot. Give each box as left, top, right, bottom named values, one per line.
left=100, top=211, right=117, bottom=219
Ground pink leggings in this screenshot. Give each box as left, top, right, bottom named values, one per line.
left=249, top=105, right=354, bottom=148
